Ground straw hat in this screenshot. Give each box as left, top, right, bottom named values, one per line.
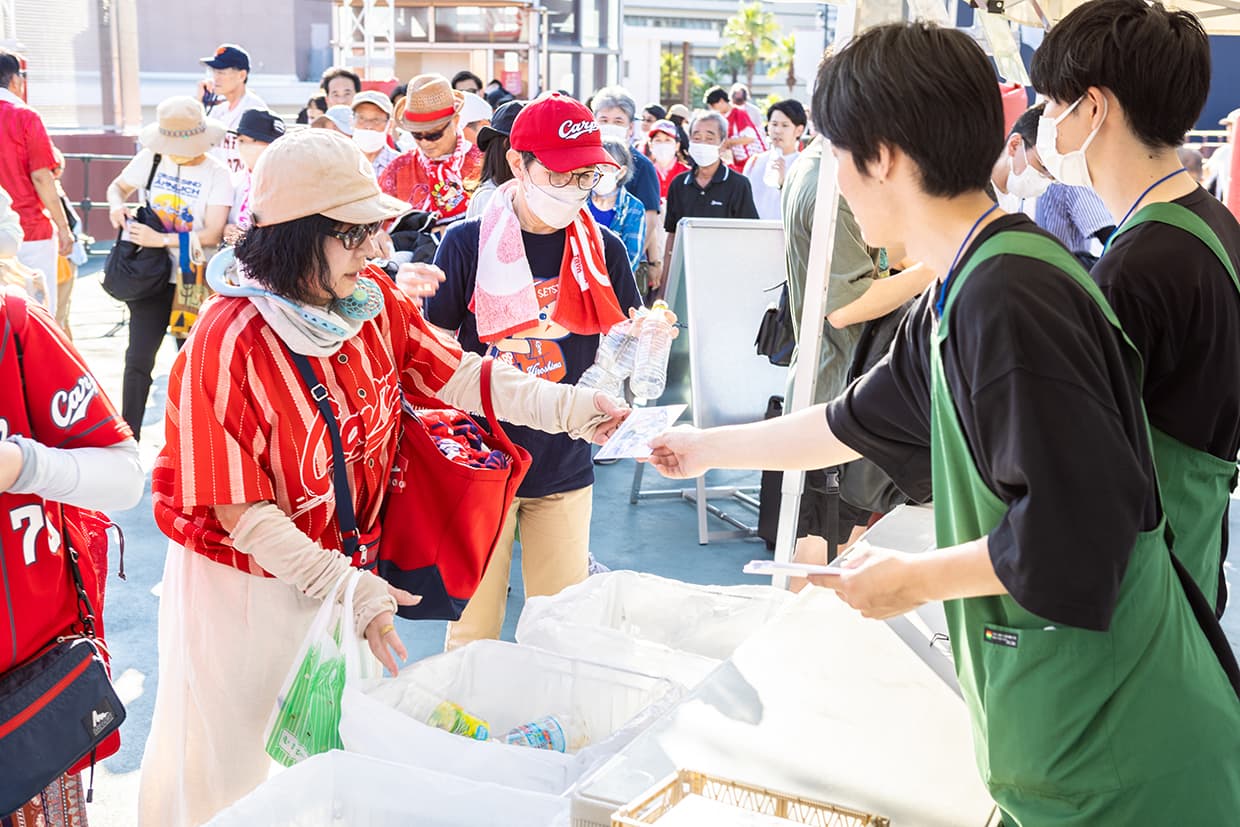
left=401, top=74, right=464, bottom=132
left=249, top=129, right=411, bottom=227
left=140, top=96, right=226, bottom=157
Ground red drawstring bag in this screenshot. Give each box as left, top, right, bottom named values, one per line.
left=378, top=358, right=530, bottom=620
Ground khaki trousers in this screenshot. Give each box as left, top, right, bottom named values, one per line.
left=446, top=485, right=592, bottom=650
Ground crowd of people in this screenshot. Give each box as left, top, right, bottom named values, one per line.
left=1, top=0, right=1240, bottom=824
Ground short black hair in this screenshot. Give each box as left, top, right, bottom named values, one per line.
left=643, top=103, right=666, bottom=120
left=480, top=136, right=515, bottom=187
left=767, top=99, right=807, bottom=129
left=389, top=84, right=407, bottom=104
left=308, top=94, right=327, bottom=111
left=0, top=49, right=22, bottom=89
left=320, top=66, right=362, bottom=94
left=813, top=22, right=1004, bottom=197
left=1029, top=0, right=1209, bottom=150
left=452, top=70, right=484, bottom=90
left=234, top=213, right=339, bottom=305
left=1010, top=103, right=1045, bottom=148
left=704, top=86, right=728, bottom=106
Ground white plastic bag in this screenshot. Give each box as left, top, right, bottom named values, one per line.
left=264, top=570, right=377, bottom=766
left=206, top=750, right=570, bottom=826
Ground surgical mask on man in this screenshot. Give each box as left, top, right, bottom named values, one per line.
left=523, top=176, right=588, bottom=229
left=1006, top=143, right=1054, bottom=200
left=688, top=142, right=720, bottom=168
left=597, top=123, right=629, bottom=144
left=593, top=170, right=620, bottom=196
left=650, top=142, right=677, bottom=164
left=1036, top=96, right=1107, bottom=189
left=352, top=128, right=388, bottom=154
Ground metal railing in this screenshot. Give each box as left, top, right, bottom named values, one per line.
left=60, top=152, right=135, bottom=256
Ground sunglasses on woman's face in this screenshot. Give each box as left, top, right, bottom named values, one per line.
left=411, top=127, right=448, bottom=142
left=326, top=221, right=382, bottom=251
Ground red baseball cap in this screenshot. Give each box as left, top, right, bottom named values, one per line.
left=509, top=92, right=619, bottom=173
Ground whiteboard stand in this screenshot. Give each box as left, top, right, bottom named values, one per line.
left=627, top=218, right=789, bottom=544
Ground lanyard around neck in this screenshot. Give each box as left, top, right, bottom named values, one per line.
left=935, top=203, right=1001, bottom=318
left=1106, top=168, right=1187, bottom=250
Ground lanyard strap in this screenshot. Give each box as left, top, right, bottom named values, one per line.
left=286, top=348, right=368, bottom=565
left=935, top=203, right=1000, bottom=317
left=1107, top=168, right=1187, bottom=250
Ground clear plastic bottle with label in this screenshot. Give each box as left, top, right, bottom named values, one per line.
left=398, top=684, right=491, bottom=741
left=502, top=713, right=591, bottom=753
left=578, top=318, right=639, bottom=397
left=629, top=300, right=676, bottom=401
left=762, top=151, right=783, bottom=189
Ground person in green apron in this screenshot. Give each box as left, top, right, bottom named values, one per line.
left=646, top=21, right=1240, bottom=825
left=1029, top=0, right=1240, bottom=616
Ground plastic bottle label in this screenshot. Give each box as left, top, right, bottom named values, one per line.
left=503, top=716, right=567, bottom=752
left=428, top=701, right=490, bottom=741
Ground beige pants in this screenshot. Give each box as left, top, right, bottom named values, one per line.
left=138, top=544, right=321, bottom=827
left=446, top=485, right=593, bottom=650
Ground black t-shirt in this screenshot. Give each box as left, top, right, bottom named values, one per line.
left=664, top=163, right=759, bottom=233
left=427, top=218, right=642, bottom=498
left=826, top=215, right=1158, bottom=632
left=1092, top=187, right=1240, bottom=460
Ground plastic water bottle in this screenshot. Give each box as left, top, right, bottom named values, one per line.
left=399, top=684, right=491, bottom=740
left=578, top=319, right=638, bottom=397
left=502, top=714, right=590, bottom=752
left=630, top=301, right=675, bottom=401
left=427, top=701, right=491, bottom=741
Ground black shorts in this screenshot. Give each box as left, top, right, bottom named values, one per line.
left=796, top=467, right=870, bottom=546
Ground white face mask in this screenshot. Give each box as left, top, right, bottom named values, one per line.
left=1005, top=143, right=1053, bottom=200
left=593, top=170, right=619, bottom=196
left=688, top=142, right=720, bottom=167
left=352, top=128, right=388, bottom=154
left=1036, top=96, right=1107, bottom=189
left=597, top=123, right=629, bottom=144
left=395, top=131, right=416, bottom=152
left=523, top=176, right=588, bottom=229
left=650, top=142, right=677, bottom=164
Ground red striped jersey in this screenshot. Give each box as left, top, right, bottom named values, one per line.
left=152, top=267, right=463, bottom=576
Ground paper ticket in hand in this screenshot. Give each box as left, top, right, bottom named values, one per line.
left=593, top=404, right=688, bottom=461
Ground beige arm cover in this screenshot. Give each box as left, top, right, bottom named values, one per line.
left=229, top=502, right=396, bottom=636
left=436, top=350, right=614, bottom=441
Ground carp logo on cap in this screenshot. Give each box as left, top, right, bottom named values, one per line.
left=557, top=119, right=599, bottom=141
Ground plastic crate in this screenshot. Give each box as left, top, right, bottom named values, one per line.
left=341, top=640, right=677, bottom=795
left=517, top=572, right=790, bottom=687
left=611, top=770, right=891, bottom=827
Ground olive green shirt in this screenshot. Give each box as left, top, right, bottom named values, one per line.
left=781, top=138, right=881, bottom=404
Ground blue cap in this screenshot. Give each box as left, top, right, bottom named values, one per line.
left=201, top=44, right=251, bottom=72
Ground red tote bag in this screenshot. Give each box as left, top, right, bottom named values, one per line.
left=378, top=357, right=530, bottom=620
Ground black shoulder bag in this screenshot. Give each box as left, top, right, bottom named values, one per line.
left=102, top=153, right=173, bottom=302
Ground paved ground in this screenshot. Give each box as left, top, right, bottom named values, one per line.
left=55, top=259, right=1239, bottom=824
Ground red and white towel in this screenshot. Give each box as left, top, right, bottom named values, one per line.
left=471, top=180, right=626, bottom=343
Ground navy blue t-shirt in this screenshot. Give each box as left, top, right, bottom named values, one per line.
left=628, top=151, right=661, bottom=213
left=427, top=218, right=642, bottom=498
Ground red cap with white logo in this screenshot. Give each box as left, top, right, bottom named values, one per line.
left=509, top=92, right=620, bottom=173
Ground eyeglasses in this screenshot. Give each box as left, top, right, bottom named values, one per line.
left=535, top=161, right=603, bottom=191
left=325, top=222, right=381, bottom=251
left=411, top=127, right=448, bottom=143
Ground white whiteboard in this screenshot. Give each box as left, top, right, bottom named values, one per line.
left=665, top=218, right=789, bottom=430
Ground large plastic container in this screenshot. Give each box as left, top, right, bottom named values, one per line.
left=206, top=750, right=569, bottom=826
left=341, top=640, right=677, bottom=795
left=516, top=572, right=791, bottom=687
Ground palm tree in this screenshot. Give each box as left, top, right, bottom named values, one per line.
left=770, top=34, right=797, bottom=96
left=661, top=49, right=700, bottom=105
left=720, top=2, right=780, bottom=89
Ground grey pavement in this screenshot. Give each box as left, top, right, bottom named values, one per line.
left=56, top=259, right=1240, bottom=825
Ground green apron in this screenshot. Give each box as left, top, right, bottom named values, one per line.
left=931, top=230, right=1240, bottom=825
left=1105, top=202, right=1240, bottom=611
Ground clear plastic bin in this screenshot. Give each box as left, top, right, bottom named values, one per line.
left=516, top=572, right=791, bottom=686
left=206, top=750, right=569, bottom=826
left=341, top=640, right=677, bottom=795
